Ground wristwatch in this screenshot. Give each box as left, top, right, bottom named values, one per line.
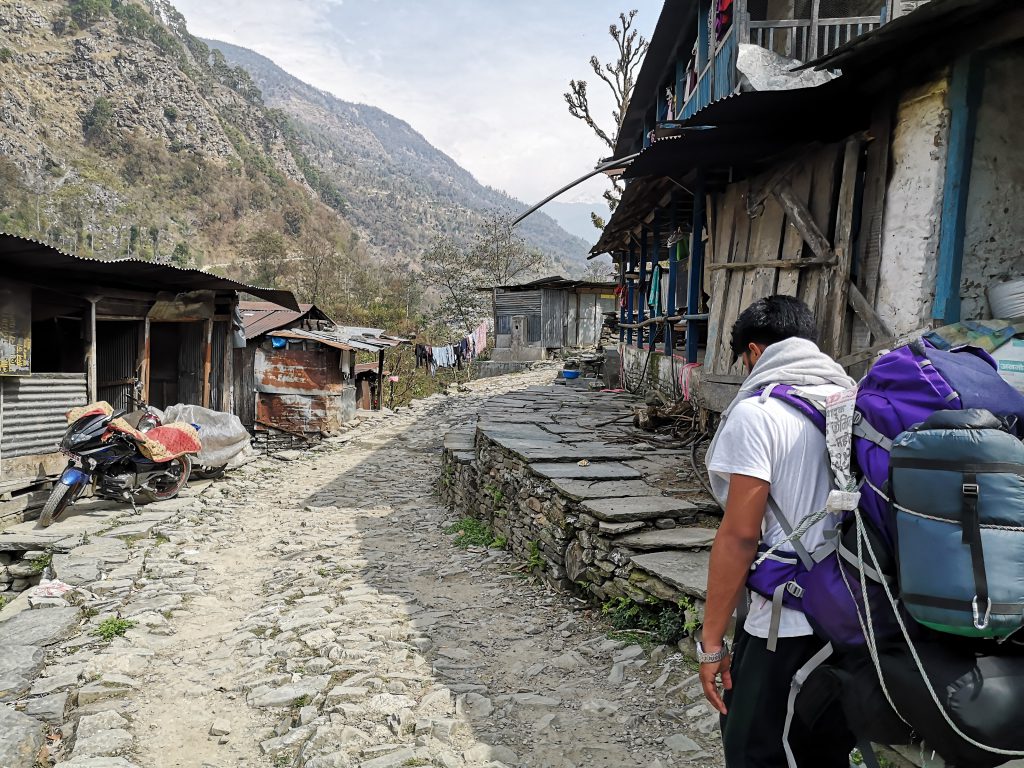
left=696, top=640, right=730, bottom=664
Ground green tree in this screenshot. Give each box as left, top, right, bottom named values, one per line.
left=68, top=0, right=111, bottom=27
left=83, top=97, right=114, bottom=146
left=244, top=228, right=288, bottom=288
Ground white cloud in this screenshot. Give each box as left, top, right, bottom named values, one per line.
left=172, top=0, right=662, bottom=205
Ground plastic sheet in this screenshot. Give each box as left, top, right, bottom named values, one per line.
left=161, top=404, right=255, bottom=468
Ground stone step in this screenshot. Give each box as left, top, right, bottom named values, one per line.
left=630, top=550, right=711, bottom=600
left=529, top=462, right=642, bottom=481
left=581, top=496, right=697, bottom=523
left=549, top=479, right=663, bottom=500
left=614, top=527, right=717, bottom=551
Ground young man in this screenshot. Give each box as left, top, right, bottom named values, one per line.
left=700, top=295, right=857, bottom=766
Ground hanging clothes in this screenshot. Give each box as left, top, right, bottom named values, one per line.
left=647, top=264, right=662, bottom=308
left=474, top=322, right=488, bottom=354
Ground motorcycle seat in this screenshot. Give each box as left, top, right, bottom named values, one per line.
left=108, top=419, right=201, bottom=463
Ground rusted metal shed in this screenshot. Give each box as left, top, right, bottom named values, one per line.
left=236, top=304, right=406, bottom=434
left=0, top=233, right=296, bottom=525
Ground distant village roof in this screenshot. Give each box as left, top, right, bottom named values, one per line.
left=0, top=232, right=298, bottom=310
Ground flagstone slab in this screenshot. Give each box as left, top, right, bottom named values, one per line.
left=549, top=479, right=663, bottom=501
left=581, top=496, right=698, bottom=523
left=615, top=527, right=717, bottom=551
left=0, top=607, right=80, bottom=647
left=630, top=550, right=711, bottom=599
left=529, top=462, right=642, bottom=481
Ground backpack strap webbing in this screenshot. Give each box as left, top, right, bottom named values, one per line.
left=857, top=741, right=883, bottom=768
left=782, top=642, right=834, bottom=768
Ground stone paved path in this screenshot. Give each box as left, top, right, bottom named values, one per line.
left=2, top=370, right=722, bottom=768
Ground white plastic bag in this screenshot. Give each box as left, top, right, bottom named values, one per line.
left=162, top=404, right=255, bottom=468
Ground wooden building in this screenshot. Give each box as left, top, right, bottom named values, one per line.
left=0, top=233, right=296, bottom=515
left=588, top=0, right=1024, bottom=411
left=488, top=277, right=617, bottom=362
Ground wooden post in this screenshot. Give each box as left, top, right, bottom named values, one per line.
left=376, top=349, right=385, bottom=411
left=809, top=0, right=821, bottom=61
left=935, top=54, right=984, bottom=325
left=141, top=317, right=151, bottom=403
left=687, top=173, right=707, bottom=363
left=638, top=228, right=648, bottom=347
left=650, top=216, right=660, bottom=351
left=202, top=317, right=213, bottom=408
left=626, top=243, right=636, bottom=346
left=665, top=198, right=678, bottom=356
left=618, top=254, right=627, bottom=344
left=85, top=298, right=97, bottom=403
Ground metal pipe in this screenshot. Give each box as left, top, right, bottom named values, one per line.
left=511, top=153, right=641, bottom=227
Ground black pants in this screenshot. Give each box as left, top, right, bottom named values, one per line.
left=721, top=628, right=855, bottom=767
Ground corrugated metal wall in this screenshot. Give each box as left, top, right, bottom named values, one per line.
left=97, top=321, right=139, bottom=411
left=1, top=374, right=87, bottom=459
left=541, top=289, right=568, bottom=348
left=210, top=321, right=228, bottom=411
left=495, top=290, right=542, bottom=343
left=177, top=322, right=205, bottom=406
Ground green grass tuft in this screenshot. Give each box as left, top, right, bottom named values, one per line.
left=92, top=617, right=136, bottom=641
left=444, top=517, right=492, bottom=549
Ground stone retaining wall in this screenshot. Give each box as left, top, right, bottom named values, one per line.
left=440, top=429, right=715, bottom=652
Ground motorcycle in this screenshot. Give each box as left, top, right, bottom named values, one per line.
left=39, top=402, right=202, bottom=528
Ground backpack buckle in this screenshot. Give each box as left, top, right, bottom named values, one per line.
left=963, top=483, right=980, bottom=497
left=973, top=596, right=992, bottom=630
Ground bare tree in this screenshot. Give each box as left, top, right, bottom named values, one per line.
left=565, top=9, right=648, bottom=224
left=471, top=211, right=546, bottom=287
left=298, top=227, right=338, bottom=305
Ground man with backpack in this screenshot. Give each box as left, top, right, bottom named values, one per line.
left=699, top=295, right=857, bottom=766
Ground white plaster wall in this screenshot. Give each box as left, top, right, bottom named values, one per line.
left=876, top=77, right=950, bottom=335
left=959, top=46, right=1024, bottom=320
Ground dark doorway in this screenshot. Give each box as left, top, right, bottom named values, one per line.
left=149, top=321, right=204, bottom=410
left=97, top=321, right=139, bottom=410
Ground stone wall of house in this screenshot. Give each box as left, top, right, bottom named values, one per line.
left=439, top=429, right=713, bottom=656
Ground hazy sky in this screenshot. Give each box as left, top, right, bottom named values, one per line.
left=172, top=1, right=663, bottom=206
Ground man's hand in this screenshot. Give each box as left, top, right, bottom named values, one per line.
left=700, top=653, right=732, bottom=715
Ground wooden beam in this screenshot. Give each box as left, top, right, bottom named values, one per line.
left=837, top=326, right=931, bottom=369
left=708, top=257, right=834, bottom=272
left=202, top=318, right=213, bottom=408
left=825, top=138, right=863, bottom=357
left=847, top=282, right=893, bottom=343
left=85, top=299, right=97, bottom=403
left=934, top=54, right=985, bottom=324
left=772, top=181, right=837, bottom=263
left=141, top=317, right=151, bottom=404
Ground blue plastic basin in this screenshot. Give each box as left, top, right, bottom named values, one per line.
left=562, top=370, right=581, bottom=379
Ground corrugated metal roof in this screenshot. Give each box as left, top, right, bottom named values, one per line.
left=239, top=301, right=319, bottom=337
left=271, top=328, right=355, bottom=352
left=0, top=232, right=299, bottom=310
left=479, top=275, right=618, bottom=292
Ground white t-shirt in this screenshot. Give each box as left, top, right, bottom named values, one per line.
left=707, top=384, right=841, bottom=638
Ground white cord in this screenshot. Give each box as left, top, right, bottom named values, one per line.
left=858, top=512, right=1024, bottom=758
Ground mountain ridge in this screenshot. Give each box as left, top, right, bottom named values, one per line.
left=204, top=38, right=592, bottom=272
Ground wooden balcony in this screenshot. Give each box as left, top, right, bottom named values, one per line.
left=747, top=14, right=882, bottom=63
left=678, top=1, right=884, bottom=120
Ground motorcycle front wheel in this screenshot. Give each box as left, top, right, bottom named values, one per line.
left=39, top=482, right=77, bottom=528
left=138, top=455, right=192, bottom=504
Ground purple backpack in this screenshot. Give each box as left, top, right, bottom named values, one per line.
left=746, top=340, right=1024, bottom=649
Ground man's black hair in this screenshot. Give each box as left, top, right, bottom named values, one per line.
left=729, top=295, right=818, bottom=361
